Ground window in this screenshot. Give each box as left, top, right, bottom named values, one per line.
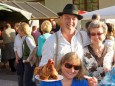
left=73, top=0, right=99, bottom=11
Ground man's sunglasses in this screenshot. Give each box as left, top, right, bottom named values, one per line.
left=90, top=32, right=103, bottom=36
left=64, top=63, right=81, bottom=70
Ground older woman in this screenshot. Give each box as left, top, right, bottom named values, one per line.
left=83, top=21, right=114, bottom=82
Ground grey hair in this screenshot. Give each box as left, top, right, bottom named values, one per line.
left=87, top=21, right=108, bottom=36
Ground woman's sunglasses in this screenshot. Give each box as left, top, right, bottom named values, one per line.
left=64, top=63, right=81, bottom=70
left=90, top=32, right=103, bottom=36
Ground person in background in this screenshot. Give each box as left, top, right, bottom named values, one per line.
left=85, top=21, right=91, bottom=31
left=92, top=14, right=100, bottom=21
left=14, top=23, right=21, bottom=35
left=2, top=23, right=16, bottom=72
left=39, top=3, right=97, bottom=85
left=50, top=19, right=60, bottom=34
left=83, top=21, right=114, bottom=82
left=18, top=22, right=36, bottom=86
left=40, top=52, right=97, bottom=86
left=31, top=26, right=41, bottom=46
left=104, top=23, right=115, bottom=48
left=37, top=20, right=52, bottom=60
left=0, top=26, right=8, bottom=68
left=14, top=23, right=24, bottom=86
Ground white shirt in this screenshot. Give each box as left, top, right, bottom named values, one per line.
left=39, top=30, right=90, bottom=66
left=104, top=39, right=114, bottom=48
left=14, top=34, right=24, bottom=58
left=24, top=36, right=36, bottom=54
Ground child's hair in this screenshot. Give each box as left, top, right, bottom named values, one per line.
left=106, top=23, right=114, bottom=36
left=85, top=21, right=91, bottom=31
left=41, top=20, right=52, bottom=33
left=87, top=21, right=108, bottom=37
left=92, top=14, right=100, bottom=21
left=57, top=52, right=86, bottom=80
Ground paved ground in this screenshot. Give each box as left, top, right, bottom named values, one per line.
left=0, top=62, right=40, bottom=86
left=0, top=63, right=18, bottom=86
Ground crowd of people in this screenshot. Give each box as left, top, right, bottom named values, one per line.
left=0, top=3, right=115, bottom=86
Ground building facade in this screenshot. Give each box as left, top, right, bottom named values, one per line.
left=3, top=0, right=115, bottom=13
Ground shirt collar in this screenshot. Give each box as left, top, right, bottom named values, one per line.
left=58, top=28, right=78, bottom=37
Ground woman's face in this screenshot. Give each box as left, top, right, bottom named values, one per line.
left=90, top=27, right=106, bottom=45
left=61, top=59, right=81, bottom=80
left=16, top=28, right=22, bottom=36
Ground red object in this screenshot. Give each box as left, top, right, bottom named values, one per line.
left=78, top=10, right=87, bottom=14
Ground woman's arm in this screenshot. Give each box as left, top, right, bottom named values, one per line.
left=14, top=51, right=19, bottom=63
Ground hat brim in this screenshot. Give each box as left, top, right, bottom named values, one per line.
left=57, top=12, right=83, bottom=20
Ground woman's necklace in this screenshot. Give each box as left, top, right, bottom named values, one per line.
left=89, top=44, right=105, bottom=67
left=91, top=44, right=104, bottom=58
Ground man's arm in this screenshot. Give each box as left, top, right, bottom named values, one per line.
left=80, top=31, right=90, bottom=47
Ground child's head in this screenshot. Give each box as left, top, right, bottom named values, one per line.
left=32, top=26, right=37, bottom=31
left=41, top=20, right=52, bottom=33
left=106, top=23, right=115, bottom=36
left=92, top=14, right=100, bottom=21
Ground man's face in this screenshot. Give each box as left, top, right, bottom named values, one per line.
left=60, top=14, right=78, bottom=30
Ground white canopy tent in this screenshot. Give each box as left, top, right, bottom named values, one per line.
left=82, top=6, right=115, bottom=20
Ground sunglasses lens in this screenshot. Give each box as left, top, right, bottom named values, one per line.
left=65, top=63, right=72, bottom=69
left=90, top=32, right=103, bottom=36
left=65, top=63, right=81, bottom=70
left=74, top=66, right=81, bottom=70
left=97, top=33, right=103, bottom=35
left=90, top=33, right=96, bottom=36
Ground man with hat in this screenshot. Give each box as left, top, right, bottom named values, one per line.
left=39, top=4, right=97, bottom=86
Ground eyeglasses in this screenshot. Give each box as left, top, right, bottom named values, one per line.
left=90, top=32, right=103, bottom=36
left=64, top=63, right=81, bottom=70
